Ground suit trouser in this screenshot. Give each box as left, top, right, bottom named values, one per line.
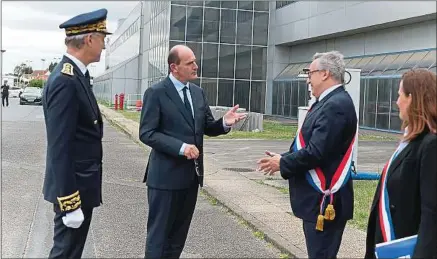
left=2, top=94, right=8, bottom=106
left=302, top=218, right=347, bottom=259
left=145, top=181, right=199, bottom=259
left=49, top=205, right=93, bottom=259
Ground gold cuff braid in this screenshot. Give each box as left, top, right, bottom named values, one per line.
left=57, top=191, right=81, bottom=212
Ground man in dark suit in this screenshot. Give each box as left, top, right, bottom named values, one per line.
left=139, top=44, right=247, bottom=258
left=1, top=80, right=10, bottom=107
left=257, top=51, right=357, bottom=258
left=42, top=9, right=111, bottom=259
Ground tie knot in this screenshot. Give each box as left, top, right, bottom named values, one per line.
left=84, top=71, right=90, bottom=78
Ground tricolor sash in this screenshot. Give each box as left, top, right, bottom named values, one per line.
left=292, top=126, right=356, bottom=231
left=378, top=142, right=408, bottom=242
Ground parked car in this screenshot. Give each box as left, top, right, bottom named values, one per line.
left=19, top=87, right=43, bottom=105
left=9, top=86, right=23, bottom=98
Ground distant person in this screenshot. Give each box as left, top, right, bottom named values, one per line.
left=42, top=8, right=111, bottom=259
left=139, top=44, right=247, bottom=258
left=257, top=51, right=357, bottom=258
left=364, top=69, right=437, bottom=258
left=1, top=80, right=10, bottom=107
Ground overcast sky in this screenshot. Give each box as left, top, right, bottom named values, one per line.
left=1, top=1, right=139, bottom=77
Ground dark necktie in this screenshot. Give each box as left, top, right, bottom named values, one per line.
left=84, top=70, right=101, bottom=119
left=182, top=86, right=193, bottom=119
left=84, top=71, right=91, bottom=86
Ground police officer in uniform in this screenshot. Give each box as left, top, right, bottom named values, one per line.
left=42, top=9, right=111, bottom=258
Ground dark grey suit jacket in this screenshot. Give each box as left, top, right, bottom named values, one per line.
left=279, top=86, right=357, bottom=222
left=365, top=131, right=437, bottom=258
left=139, top=76, right=228, bottom=190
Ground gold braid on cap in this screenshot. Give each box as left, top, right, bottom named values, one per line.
left=65, top=19, right=108, bottom=36
left=57, top=191, right=81, bottom=212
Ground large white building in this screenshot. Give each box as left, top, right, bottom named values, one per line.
left=94, top=1, right=436, bottom=132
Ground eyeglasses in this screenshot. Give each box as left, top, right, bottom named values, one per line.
left=307, top=70, right=321, bottom=76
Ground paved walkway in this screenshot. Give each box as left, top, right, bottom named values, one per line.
left=1, top=100, right=284, bottom=258
left=99, top=105, right=398, bottom=258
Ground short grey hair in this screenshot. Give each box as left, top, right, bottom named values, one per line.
left=313, top=51, right=345, bottom=83
left=64, top=32, right=95, bottom=49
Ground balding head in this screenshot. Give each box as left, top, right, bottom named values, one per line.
left=168, top=44, right=198, bottom=83
left=168, top=45, right=191, bottom=67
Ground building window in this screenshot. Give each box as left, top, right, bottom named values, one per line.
left=201, top=78, right=218, bottom=106
left=203, top=8, right=220, bottom=42
left=101, top=1, right=269, bottom=114
left=253, top=12, right=268, bottom=46
left=236, top=10, right=253, bottom=45
left=219, top=44, right=235, bottom=79
left=220, top=9, right=236, bottom=44
left=220, top=1, right=237, bottom=9
left=218, top=79, right=234, bottom=107
left=234, top=80, right=250, bottom=110
left=276, top=1, right=296, bottom=9
left=250, top=81, right=266, bottom=113
left=251, top=47, right=267, bottom=80
left=170, top=5, right=186, bottom=41
left=186, top=7, right=203, bottom=42
left=202, top=43, right=219, bottom=78
left=235, top=46, right=251, bottom=79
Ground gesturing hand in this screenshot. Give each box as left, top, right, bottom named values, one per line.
left=223, top=105, right=247, bottom=126
left=184, top=144, right=199, bottom=160
left=257, top=151, right=281, bottom=176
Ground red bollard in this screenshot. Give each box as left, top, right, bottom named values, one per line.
left=114, top=94, right=119, bottom=110
left=119, top=93, right=125, bottom=110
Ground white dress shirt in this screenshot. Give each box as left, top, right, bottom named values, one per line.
left=318, top=84, right=343, bottom=102
left=168, top=73, right=230, bottom=156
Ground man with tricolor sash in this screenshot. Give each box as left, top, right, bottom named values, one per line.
left=257, top=51, right=357, bottom=258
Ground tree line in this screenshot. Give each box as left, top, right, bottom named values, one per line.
left=12, top=61, right=59, bottom=78
left=9, top=61, right=59, bottom=88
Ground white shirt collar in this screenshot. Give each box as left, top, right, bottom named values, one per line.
left=64, top=53, right=87, bottom=75
left=169, top=73, right=189, bottom=92
left=318, top=84, right=343, bottom=101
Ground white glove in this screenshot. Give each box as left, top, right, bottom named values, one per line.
left=62, top=208, right=84, bottom=228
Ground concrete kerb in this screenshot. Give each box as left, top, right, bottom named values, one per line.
left=98, top=104, right=302, bottom=258
left=98, top=105, right=146, bottom=149
left=200, top=184, right=306, bottom=258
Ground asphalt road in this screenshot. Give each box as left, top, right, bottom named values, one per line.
left=203, top=136, right=397, bottom=176
left=1, top=98, right=282, bottom=258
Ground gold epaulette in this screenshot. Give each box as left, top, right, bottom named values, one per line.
left=61, top=63, right=74, bottom=76
left=57, top=191, right=81, bottom=212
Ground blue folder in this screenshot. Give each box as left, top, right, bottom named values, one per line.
left=375, top=235, right=417, bottom=258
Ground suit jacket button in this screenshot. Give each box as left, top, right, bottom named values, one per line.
left=94, top=120, right=98, bottom=124
left=390, top=204, right=395, bottom=209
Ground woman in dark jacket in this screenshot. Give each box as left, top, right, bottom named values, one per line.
left=365, top=69, right=437, bottom=258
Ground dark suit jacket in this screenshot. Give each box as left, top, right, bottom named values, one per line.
left=365, top=131, right=437, bottom=258
left=279, top=86, right=357, bottom=223
left=1, top=84, right=9, bottom=95
left=42, top=56, right=103, bottom=213
left=139, top=76, right=228, bottom=190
